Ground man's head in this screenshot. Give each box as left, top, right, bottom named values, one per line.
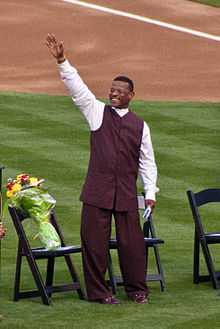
left=109, top=76, right=135, bottom=109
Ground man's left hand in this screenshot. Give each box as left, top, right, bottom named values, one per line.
left=145, top=199, right=156, bottom=212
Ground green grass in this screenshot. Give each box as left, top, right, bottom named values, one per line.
left=190, top=0, right=220, bottom=7
left=0, top=92, right=220, bottom=329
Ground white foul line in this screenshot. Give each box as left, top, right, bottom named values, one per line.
left=64, top=0, right=220, bottom=42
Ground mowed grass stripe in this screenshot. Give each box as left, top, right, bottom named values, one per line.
left=0, top=136, right=88, bottom=171
left=157, top=147, right=219, bottom=170
left=134, top=100, right=220, bottom=129
left=0, top=92, right=220, bottom=329
left=157, top=151, right=219, bottom=184
left=0, top=111, right=90, bottom=148
left=0, top=92, right=88, bottom=129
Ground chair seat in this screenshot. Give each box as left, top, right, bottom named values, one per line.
left=29, top=245, right=82, bottom=259
left=109, top=237, right=164, bottom=249
left=205, top=232, right=220, bottom=244
left=144, top=237, right=164, bottom=246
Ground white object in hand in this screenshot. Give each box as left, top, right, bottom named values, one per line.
left=143, top=206, right=152, bottom=220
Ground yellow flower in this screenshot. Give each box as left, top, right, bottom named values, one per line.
left=11, top=183, right=22, bottom=193
left=7, top=190, right=14, bottom=198
left=30, top=177, right=39, bottom=186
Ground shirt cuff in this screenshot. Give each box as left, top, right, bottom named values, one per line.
left=144, top=187, right=159, bottom=201
left=58, top=59, right=77, bottom=74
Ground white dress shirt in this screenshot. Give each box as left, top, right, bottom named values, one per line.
left=58, top=60, right=159, bottom=201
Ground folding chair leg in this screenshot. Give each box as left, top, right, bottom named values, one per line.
left=153, top=245, right=165, bottom=291
left=45, top=257, right=55, bottom=297
left=193, top=232, right=200, bottom=284
left=107, top=251, right=117, bottom=295
left=14, top=242, right=22, bottom=301
left=64, top=255, right=85, bottom=299
left=147, top=218, right=165, bottom=291
left=26, top=254, right=50, bottom=305
left=201, top=239, right=220, bottom=289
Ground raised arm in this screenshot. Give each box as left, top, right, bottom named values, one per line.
left=45, top=34, right=105, bottom=131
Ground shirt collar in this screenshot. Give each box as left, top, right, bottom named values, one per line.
left=112, top=107, right=129, bottom=117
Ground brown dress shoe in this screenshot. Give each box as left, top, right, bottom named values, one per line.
left=99, top=296, right=120, bottom=305
left=132, top=294, right=149, bottom=304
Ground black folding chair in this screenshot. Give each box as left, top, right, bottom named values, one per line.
left=187, top=189, right=220, bottom=289
left=107, top=195, right=165, bottom=294
left=8, top=206, right=84, bottom=305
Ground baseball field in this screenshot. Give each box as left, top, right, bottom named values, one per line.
left=0, top=1, right=220, bottom=329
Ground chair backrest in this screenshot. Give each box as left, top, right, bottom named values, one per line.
left=8, top=206, right=34, bottom=254
left=8, top=206, right=33, bottom=244
left=190, top=189, right=220, bottom=207
left=8, top=206, right=64, bottom=248
left=187, top=189, right=220, bottom=236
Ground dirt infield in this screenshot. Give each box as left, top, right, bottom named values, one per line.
left=1, top=0, right=220, bottom=101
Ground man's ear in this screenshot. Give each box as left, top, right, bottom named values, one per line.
left=129, top=91, right=135, bottom=100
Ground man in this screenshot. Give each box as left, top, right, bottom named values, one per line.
left=46, top=33, right=158, bottom=304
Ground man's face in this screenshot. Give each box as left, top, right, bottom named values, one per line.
left=109, top=80, right=134, bottom=109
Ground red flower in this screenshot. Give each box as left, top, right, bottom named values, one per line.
left=20, top=174, right=30, bottom=185
left=7, top=182, right=14, bottom=190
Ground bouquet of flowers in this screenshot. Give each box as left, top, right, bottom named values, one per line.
left=7, top=173, right=61, bottom=250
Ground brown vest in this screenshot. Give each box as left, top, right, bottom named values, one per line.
left=80, top=105, right=144, bottom=211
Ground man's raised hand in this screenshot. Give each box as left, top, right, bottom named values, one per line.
left=46, top=33, right=66, bottom=64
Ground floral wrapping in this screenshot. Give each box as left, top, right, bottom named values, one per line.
left=7, top=174, right=61, bottom=250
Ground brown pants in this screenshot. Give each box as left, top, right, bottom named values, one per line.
left=80, top=203, right=148, bottom=301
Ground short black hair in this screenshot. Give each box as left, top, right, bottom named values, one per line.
left=113, top=76, right=134, bottom=92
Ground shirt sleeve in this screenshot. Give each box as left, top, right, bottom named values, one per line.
left=139, top=122, right=159, bottom=201
left=58, top=60, right=105, bottom=131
